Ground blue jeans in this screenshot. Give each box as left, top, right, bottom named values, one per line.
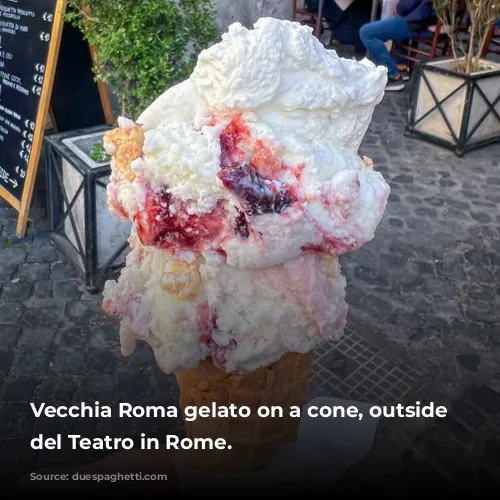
left=360, top=16, right=433, bottom=78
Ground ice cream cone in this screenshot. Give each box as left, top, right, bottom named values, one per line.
left=175, top=351, right=313, bottom=472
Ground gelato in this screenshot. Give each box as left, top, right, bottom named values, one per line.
left=103, top=18, right=390, bottom=375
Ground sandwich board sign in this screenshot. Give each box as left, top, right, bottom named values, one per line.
left=0, top=0, right=66, bottom=237
left=0, top=0, right=114, bottom=238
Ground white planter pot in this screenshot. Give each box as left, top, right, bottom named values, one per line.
left=45, top=126, right=131, bottom=290
left=406, top=57, right=500, bottom=156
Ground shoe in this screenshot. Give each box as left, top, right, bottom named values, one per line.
left=386, top=75, right=405, bottom=92
left=397, top=64, right=411, bottom=81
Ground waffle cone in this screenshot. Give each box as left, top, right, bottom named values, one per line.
left=175, top=351, right=313, bottom=472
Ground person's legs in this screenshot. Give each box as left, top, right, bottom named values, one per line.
left=360, top=17, right=412, bottom=78
left=353, top=36, right=367, bottom=58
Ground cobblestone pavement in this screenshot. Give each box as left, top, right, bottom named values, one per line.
left=1, top=89, right=500, bottom=491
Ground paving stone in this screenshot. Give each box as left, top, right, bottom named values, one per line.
left=120, top=341, right=154, bottom=367
left=415, top=261, right=435, bottom=275
left=18, top=326, right=55, bottom=350
left=50, top=260, right=78, bottom=280
left=435, top=415, right=473, bottom=445
left=32, top=414, right=73, bottom=438
left=0, top=247, right=27, bottom=266
left=379, top=253, right=408, bottom=269
left=431, top=297, right=462, bottom=319
left=400, top=450, right=450, bottom=489
left=445, top=208, right=472, bottom=222
left=78, top=374, right=116, bottom=403
left=92, top=323, right=120, bottom=345
left=116, top=370, right=154, bottom=400
left=0, top=325, right=21, bottom=349
left=388, top=217, right=404, bottom=228
left=56, top=324, right=92, bottom=350
left=0, top=219, right=15, bottom=235
left=0, top=438, right=38, bottom=486
left=388, top=242, right=417, bottom=260
left=396, top=270, right=423, bottom=292
left=464, top=250, right=489, bottom=267
left=485, top=176, right=500, bottom=186
left=353, top=266, right=388, bottom=287
left=364, top=295, right=393, bottom=318
left=425, top=196, right=445, bottom=207
left=33, top=280, right=53, bottom=299
left=0, top=303, right=23, bottom=325
left=445, top=199, right=470, bottom=210
left=414, top=206, right=437, bottom=217
left=11, top=349, right=51, bottom=377
left=26, top=233, right=59, bottom=263
left=412, top=425, right=466, bottom=469
left=486, top=193, right=500, bottom=203
left=405, top=195, right=421, bottom=205
left=86, top=346, right=121, bottom=374
left=456, top=354, right=481, bottom=372
left=0, top=403, right=35, bottom=439
left=422, top=277, right=457, bottom=297
left=463, top=284, right=494, bottom=302
left=18, top=263, right=50, bottom=281
left=1, top=280, right=31, bottom=302
left=462, top=189, right=481, bottom=199
left=151, top=367, right=180, bottom=400
left=0, top=350, right=15, bottom=376
left=466, top=265, right=495, bottom=285
left=65, top=300, right=100, bottom=324
left=393, top=174, right=414, bottom=184
left=439, top=179, right=457, bottom=187
left=53, top=279, right=83, bottom=300
left=435, top=260, right=467, bottom=281
left=22, top=309, right=64, bottom=337
left=467, top=302, right=498, bottom=323
left=1, top=377, right=38, bottom=402
left=463, top=384, right=500, bottom=416
left=53, top=347, right=86, bottom=376
left=0, top=263, right=18, bottom=284
left=33, top=376, right=76, bottom=403
left=471, top=212, right=492, bottom=224
left=451, top=400, right=487, bottom=429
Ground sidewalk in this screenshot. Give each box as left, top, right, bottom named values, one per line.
left=0, top=89, right=499, bottom=490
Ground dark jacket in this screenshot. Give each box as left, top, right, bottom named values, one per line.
left=396, top=0, right=436, bottom=31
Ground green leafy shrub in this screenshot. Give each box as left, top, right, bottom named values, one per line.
left=89, top=144, right=111, bottom=162
left=66, top=0, right=219, bottom=119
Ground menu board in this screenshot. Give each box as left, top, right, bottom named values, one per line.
left=0, top=0, right=66, bottom=237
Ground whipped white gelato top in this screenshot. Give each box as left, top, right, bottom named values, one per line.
left=140, top=18, right=387, bottom=151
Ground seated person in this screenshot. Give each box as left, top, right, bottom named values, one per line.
left=360, top=0, right=437, bottom=91
left=306, top=0, right=371, bottom=58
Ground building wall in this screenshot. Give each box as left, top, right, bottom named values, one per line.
left=215, top=0, right=292, bottom=31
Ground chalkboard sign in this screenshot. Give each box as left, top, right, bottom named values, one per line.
left=0, top=0, right=66, bottom=237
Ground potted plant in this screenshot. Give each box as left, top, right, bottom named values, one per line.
left=45, top=0, right=219, bottom=289
left=405, top=0, right=500, bottom=156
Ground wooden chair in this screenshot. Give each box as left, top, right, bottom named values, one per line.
left=392, top=20, right=453, bottom=75
left=482, top=24, right=500, bottom=57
